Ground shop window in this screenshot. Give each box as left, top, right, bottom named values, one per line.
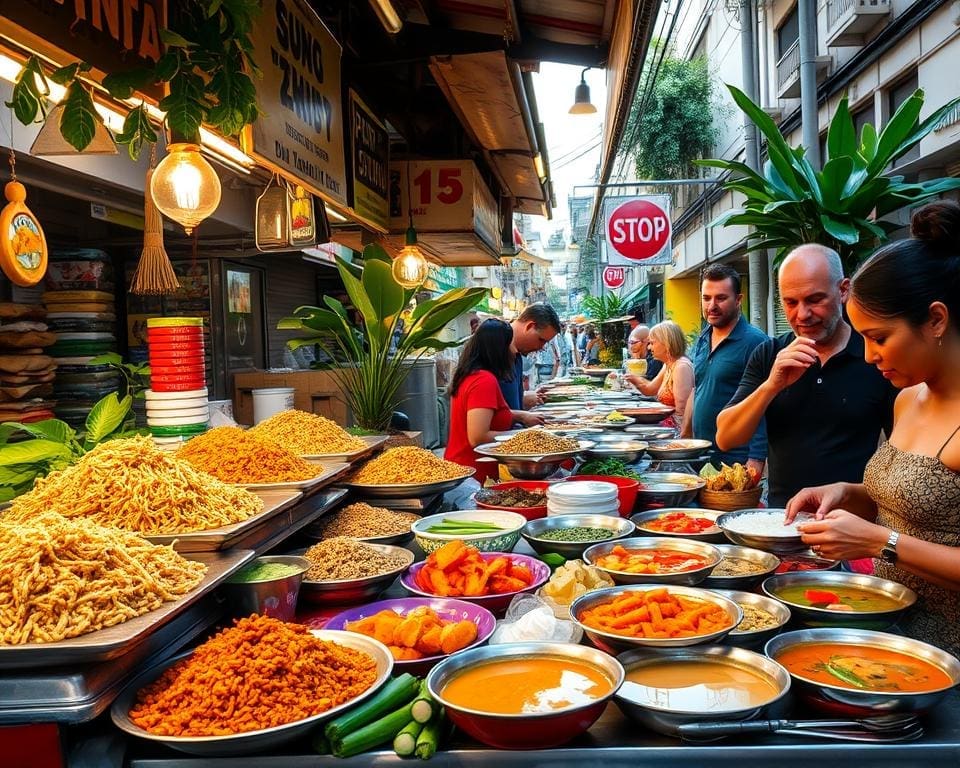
left=777, top=6, right=800, bottom=60
left=888, top=73, right=920, bottom=166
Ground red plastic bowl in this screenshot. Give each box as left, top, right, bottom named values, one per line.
left=426, top=641, right=625, bottom=749
left=474, top=481, right=550, bottom=521
left=564, top=474, right=640, bottom=518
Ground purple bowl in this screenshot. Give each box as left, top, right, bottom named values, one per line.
left=326, top=598, right=497, bottom=676
left=401, top=553, right=551, bottom=615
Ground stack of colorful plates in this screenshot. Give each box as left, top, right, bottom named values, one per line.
left=145, top=318, right=209, bottom=445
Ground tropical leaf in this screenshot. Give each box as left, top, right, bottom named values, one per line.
left=868, top=90, right=923, bottom=174
left=115, top=103, right=157, bottom=161
left=5, top=56, right=48, bottom=124
left=84, top=393, right=132, bottom=445
left=0, top=440, right=72, bottom=467
left=826, top=96, right=856, bottom=161
left=59, top=81, right=101, bottom=152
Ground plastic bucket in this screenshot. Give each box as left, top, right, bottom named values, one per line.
left=252, top=387, right=295, bottom=424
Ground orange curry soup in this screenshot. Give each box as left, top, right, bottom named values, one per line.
left=441, top=656, right=615, bottom=714
left=775, top=642, right=953, bottom=693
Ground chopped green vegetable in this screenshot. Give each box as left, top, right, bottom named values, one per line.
left=415, top=707, right=445, bottom=760
left=324, top=673, right=420, bottom=742
left=311, top=729, right=330, bottom=754
left=410, top=679, right=436, bottom=724
left=576, top=457, right=643, bottom=480
left=393, top=719, right=423, bottom=757
left=332, top=701, right=414, bottom=758
left=539, top=553, right=567, bottom=571
left=824, top=661, right=869, bottom=689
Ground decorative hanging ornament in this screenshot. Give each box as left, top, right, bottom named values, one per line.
left=131, top=146, right=180, bottom=295
left=255, top=173, right=290, bottom=251
left=0, top=147, right=48, bottom=287
left=150, top=143, right=222, bottom=234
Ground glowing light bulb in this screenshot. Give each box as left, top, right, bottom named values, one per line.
left=392, top=244, right=429, bottom=288
left=150, top=143, right=222, bottom=234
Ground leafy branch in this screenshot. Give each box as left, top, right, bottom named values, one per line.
left=8, top=0, right=262, bottom=158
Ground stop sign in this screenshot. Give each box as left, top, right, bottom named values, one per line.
left=602, top=266, right=625, bottom=289
left=606, top=198, right=672, bottom=262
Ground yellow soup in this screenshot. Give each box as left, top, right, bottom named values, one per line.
left=621, top=660, right=780, bottom=712
left=775, top=642, right=953, bottom=692
left=441, top=656, right=615, bottom=714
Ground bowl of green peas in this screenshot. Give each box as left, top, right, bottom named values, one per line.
left=521, top=514, right=637, bottom=559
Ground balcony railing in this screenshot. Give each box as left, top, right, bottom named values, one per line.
left=827, top=0, right=855, bottom=30
left=776, top=40, right=800, bottom=92
left=826, top=0, right=890, bottom=47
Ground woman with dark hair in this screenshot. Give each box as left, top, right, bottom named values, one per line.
left=444, top=319, right=517, bottom=482
left=787, top=201, right=960, bottom=654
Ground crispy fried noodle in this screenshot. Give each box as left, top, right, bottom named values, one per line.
left=8, top=436, right=263, bottom=535
left=0, top=511, right=206, bottom=644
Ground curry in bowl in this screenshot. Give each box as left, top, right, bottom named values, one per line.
left=772, top=584, right=902, bottom=613
left=773, top=642, right=953, bottom=693
left=440, top=655, right=617, bottom=714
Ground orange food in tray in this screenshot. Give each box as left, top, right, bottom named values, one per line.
left=416, top=540, right=534, bottom=597
left=593, top=544, right=711, bottom=574
left=578, top=588, right=734, bottom=639
left=345, top=606, right=479, bottom=661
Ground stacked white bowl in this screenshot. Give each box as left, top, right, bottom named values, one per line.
left=547, top=480, right=620, bottom=517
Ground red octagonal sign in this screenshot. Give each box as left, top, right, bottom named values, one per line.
left=606, top=198, right=671, bottom=262
left=602, top=266, right=625, bottom=289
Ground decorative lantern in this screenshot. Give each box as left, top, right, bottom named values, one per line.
left=150, top=143, right=222, bottom=234
left=255, top=174, right=289, bottom=250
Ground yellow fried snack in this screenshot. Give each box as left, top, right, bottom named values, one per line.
left=540, top=559, right=614, bottom=617
left=703, top=462, right=758, bottom=492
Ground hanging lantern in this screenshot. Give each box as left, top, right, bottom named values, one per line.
left=150, top=143, right=222, bottom=234
left=392, top=224, right=429, bottom=288
left=287, top=184, right=317, bottom=247
left=0, top=150, right=48, bottom=287
left=255, top=174, right=289, bottom=250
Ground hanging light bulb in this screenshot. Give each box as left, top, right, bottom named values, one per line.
left=568, top=68, right=597, bottom=115
left=150, top=143, right=222, bottom=234
left=392, top=224, right=429, bottom=288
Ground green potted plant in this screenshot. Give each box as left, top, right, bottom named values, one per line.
left=580, top=286, right=648, bottom=366
left=698, top=85, right=960, bottom=273
left=278, top=244, right=486, bottom=433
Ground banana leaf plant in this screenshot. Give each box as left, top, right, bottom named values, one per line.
left=278, top=244, right=487, bottom=432
left=581, top=284, right=649, bottom=366
left=697, top=85, right=960, bottom=273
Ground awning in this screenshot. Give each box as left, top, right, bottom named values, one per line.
left=331, top=229, right=500, bottom=267
left=506, top=249, right=551, bottom=268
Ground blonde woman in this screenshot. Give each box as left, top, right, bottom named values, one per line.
left=625, top=320, right=693, bottom=427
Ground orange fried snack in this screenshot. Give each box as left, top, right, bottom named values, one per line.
left=415, top=540, right=534, bottom=598
left=345, top=605, right=479, bottom=660
left=578, top=588, right=734, bottom=639
left=128, top=615, right=377, bottom=736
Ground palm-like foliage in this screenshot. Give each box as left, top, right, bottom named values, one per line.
left=697, top=85, right=960, bottom=273
left=580, top=286, right=647, bottom=366
left=278, top=245, right=486, bottom=431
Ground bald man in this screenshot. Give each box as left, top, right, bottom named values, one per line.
left=715, top=244, right=896, bottom=506
left=627, top=312, right=662, bottom=378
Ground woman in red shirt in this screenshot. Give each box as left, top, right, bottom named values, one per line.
left=445, top=320, right=516, bottom=482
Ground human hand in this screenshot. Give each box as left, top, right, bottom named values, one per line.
left=785, top=483, right=848, bottom=522
left=746, top=458, right=765, bottom=484
left=522, top=391, right=545, bottom=409
left=766, top=336, right=818, bottom=392
left=516, top=411, right=545, bottom=427
left=796, top=510, right=888, bottom=561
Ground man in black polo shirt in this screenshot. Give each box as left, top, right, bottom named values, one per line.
left=715, top=244, right=896, bottom=507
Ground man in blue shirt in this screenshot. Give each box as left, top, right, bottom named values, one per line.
left=684, top=264, right=768, bottom=477
left=497, top=303, right=561, bottom=426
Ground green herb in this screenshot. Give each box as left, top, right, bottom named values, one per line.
left=823, top=661, right=869, bottom=689
left=539, top=553, right=567, bottom=571
left=576, top=458, right=643, bottom=481
left=324, top=673, right=420, bottom=743
left=410, top=679, right=437, bottom=724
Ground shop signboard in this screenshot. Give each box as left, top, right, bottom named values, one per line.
left=388, top=160, right=499, bottom=253
left=348, top=90, right=389, bottom=231
left=602, top=266, right=626, bottom=290
left=245, top=0, right=347, bottom=208
left=602, top=195, right=673, bottom=267
left=0, top=0, right=166, bottom=99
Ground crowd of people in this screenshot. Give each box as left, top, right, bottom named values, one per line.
left=443, top=200, right=960, bottom=655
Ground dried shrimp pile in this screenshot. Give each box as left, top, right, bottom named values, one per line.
left=0, top=511, right=206, bottom=644
left=8, top=436, right=263, bottom=535
left=349, top=446, right=472, bottom=485
left=177, top=426, right=321, bottom=484
left=251, top=409, right=365, bottom=455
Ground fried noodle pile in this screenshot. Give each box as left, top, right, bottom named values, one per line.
left=177, top=426, right=321, bottom=484
left=251, top=409, right=365, bottom=455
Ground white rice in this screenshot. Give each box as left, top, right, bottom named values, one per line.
left=723, top=510, right=812, bottom=537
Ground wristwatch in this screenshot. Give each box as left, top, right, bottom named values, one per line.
left=879, top=529, right=900, bottom=564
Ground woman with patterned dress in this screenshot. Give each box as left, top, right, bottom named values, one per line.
left=625, top=320, right=694, bottom=429
left=786, top=201, right=960, bottom=655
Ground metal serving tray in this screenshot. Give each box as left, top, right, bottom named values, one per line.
left=0, top=593, right=222, bottom=725
left=145, top=489, right=303, bottom=552
left=0, top=549, right=254, bottom=669
left=238, top=461, right=352, bottom=491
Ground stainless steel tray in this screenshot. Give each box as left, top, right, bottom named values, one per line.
left=0, top=593, right=221, bottom=724
left=145, top=489, right=303, bottom=552
left=340, top=469, right=475, bottom=499
left=0, top=549, right=254, bottom=669
left=302, top=434, right=388, bottom=462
